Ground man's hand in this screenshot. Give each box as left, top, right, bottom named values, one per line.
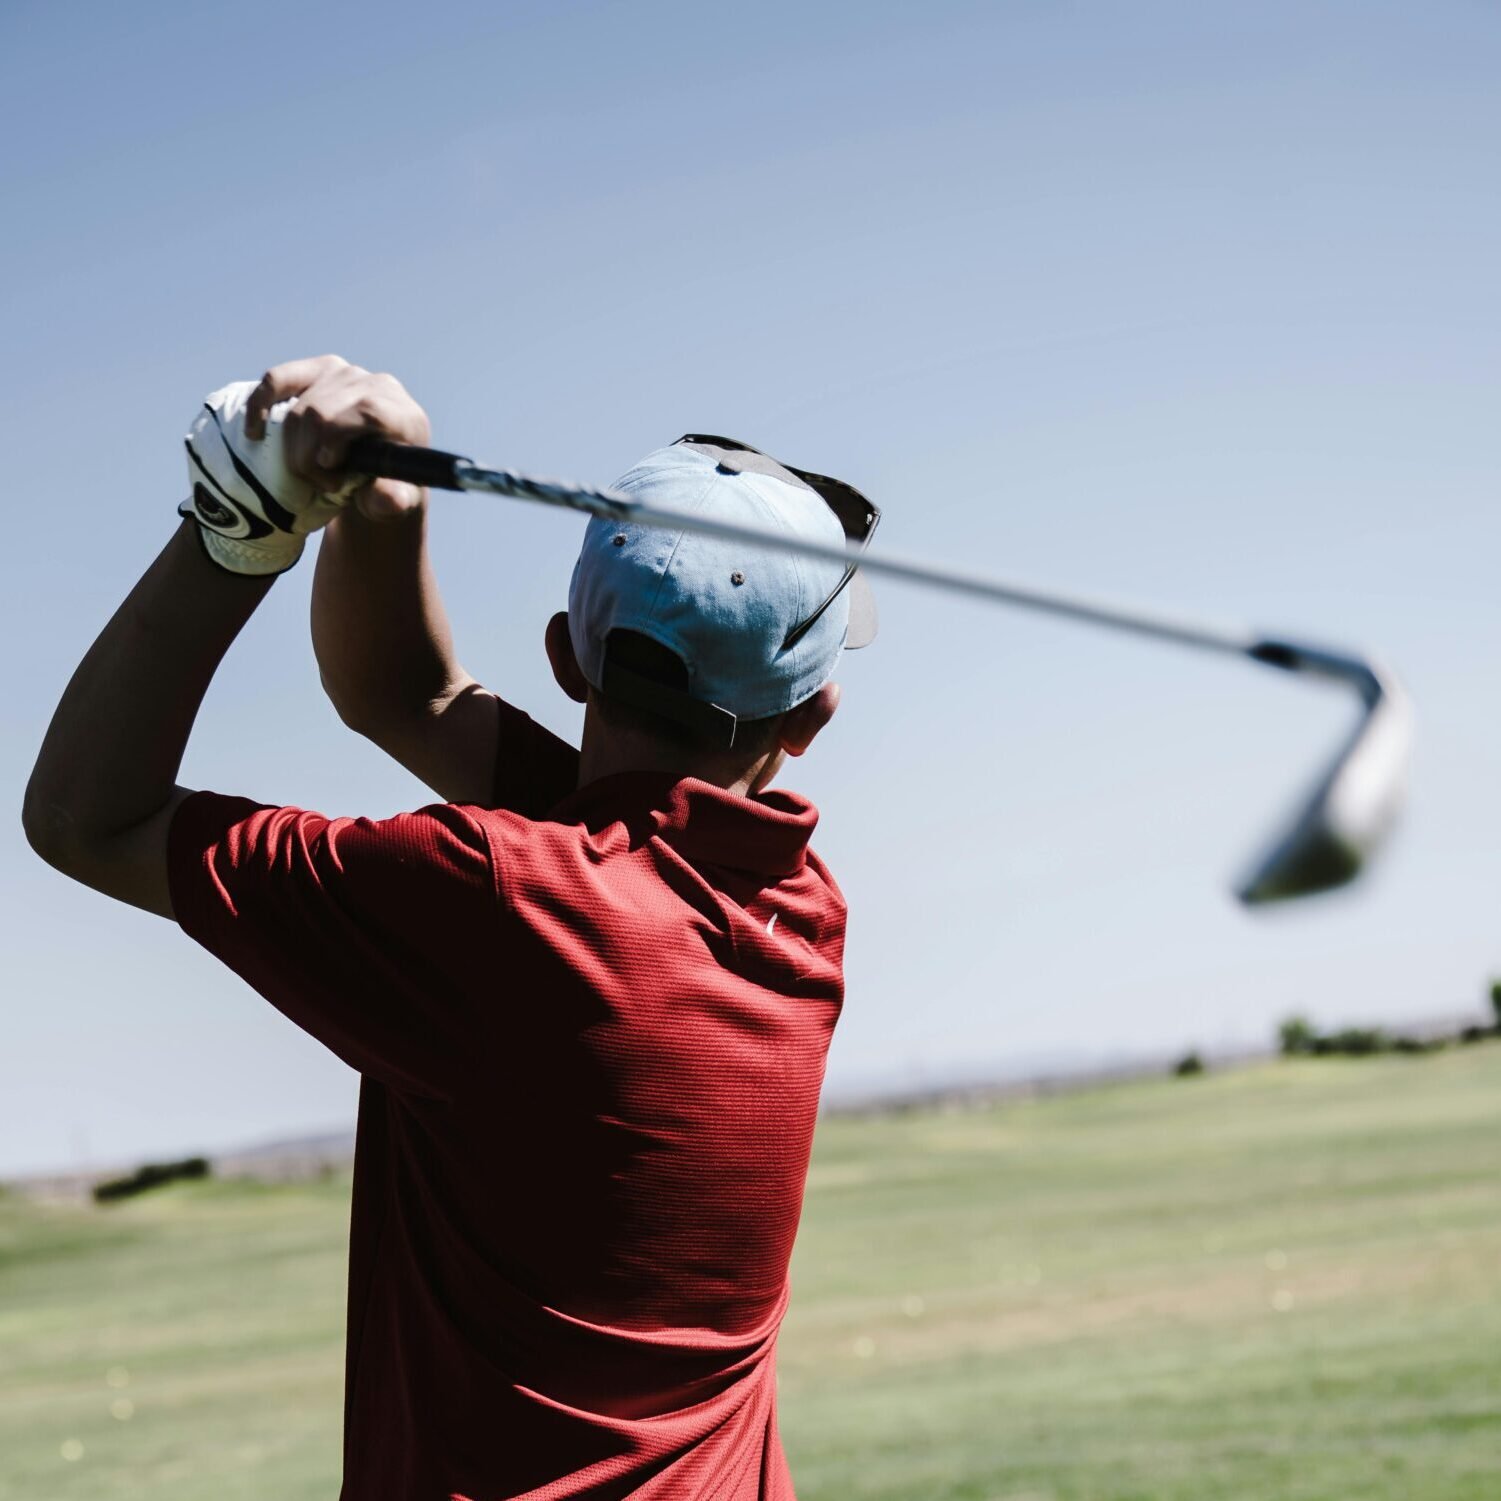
left=182, top=356, right=431, bottom=576
left=245, top=355, right=431, bottom=521
left=182, top=380, right=351, bottom=575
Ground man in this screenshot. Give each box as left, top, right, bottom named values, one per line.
left=24, top=355, right=876, bottom=1500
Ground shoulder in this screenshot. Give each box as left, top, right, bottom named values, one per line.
left=171, top=793, right=500, bottom=902
left=347, top=802, right=496, bottom=867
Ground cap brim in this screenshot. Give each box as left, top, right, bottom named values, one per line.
left=846, top=571, right=878, bottom=649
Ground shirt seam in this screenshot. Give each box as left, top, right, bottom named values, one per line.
left=462, top=805, right=511, bottom=922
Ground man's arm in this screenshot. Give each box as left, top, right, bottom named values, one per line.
left=243, top=356, right=502, bottom=805
left=24, top=358, right=413, bottom=916
left=23, top=522, right=274, bottom=918
left=311, top=504, right=500, bottom=805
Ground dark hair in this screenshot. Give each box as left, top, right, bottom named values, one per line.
left=597, top=631, right=784, bottom=755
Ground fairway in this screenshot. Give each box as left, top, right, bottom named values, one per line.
left=3, top=1048, right=1499, bottom=1501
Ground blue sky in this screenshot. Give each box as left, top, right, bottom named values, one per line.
left=3, top=0, right=1498, bottom=1175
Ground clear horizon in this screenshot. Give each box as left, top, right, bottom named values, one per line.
left=4, top=0, right=1499, bottom=1176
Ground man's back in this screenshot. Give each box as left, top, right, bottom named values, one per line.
left=169, top=707, right=846, bottom=1499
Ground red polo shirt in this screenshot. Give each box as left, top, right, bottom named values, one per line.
left=167, top=701, right=846, bottom=1500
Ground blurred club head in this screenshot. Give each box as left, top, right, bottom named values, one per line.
left=1236, top=643, right=1412, bottom=905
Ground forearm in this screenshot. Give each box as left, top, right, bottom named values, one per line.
left=25, top=522, right=273, bottom=861
left=311, top=504, right=473, bottom=733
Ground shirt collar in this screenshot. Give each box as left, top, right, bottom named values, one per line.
left=547, top=772, right=818, bottom=877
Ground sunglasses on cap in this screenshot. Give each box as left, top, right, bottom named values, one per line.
left=674, top=435, right=881, bottom=652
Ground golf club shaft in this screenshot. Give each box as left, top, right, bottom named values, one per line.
left=346, top=438, right=1363, bottom=686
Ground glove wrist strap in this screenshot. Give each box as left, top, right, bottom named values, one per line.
left=177, top=498, right=305, bottom=577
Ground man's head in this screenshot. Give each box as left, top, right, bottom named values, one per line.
left=546, top=436, right=878, bottom=793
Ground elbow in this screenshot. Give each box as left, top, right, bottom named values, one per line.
left=319, top=669, right=429, bottom=744
left=21, top=776, right=113, bottom=881
left=320, top=670, right=381, bottom=738
left=22, top=782, right=80, bottom=874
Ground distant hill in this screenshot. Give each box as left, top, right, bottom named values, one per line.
left=9, top=1008, right=1485, bottom=1200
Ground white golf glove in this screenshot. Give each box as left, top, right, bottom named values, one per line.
left=180, top=380, right=358, bottom=576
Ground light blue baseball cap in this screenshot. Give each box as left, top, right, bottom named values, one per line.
left=568, top=436, right=878, bottom=747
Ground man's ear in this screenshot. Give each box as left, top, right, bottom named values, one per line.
left=545, top=612, right=590, bottom=704
left=780, top=681, right=840, bottom=757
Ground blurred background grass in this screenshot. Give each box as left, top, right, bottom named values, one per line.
left=4, top=1047, right=1499, bottom=1500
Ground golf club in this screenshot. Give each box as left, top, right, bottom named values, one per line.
left=345, top=437, right=1411, bottom=906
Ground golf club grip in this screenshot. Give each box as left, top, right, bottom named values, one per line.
left=345, top=437, right=469, bottom=491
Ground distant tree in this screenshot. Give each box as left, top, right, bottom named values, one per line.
left=93, top=1156, right=210, bottom=1204
left=1490, top=979, right=1501, bottom=1030
left=1325, top=1027, right=1388, bottom=1057
left=1173, top=1051, right=1206, bottom=1077
left=1278, top=1016, right=1316, bottom=1057
left=1391, top=1034, right=1441, bottom=1055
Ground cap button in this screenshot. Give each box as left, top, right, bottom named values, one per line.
left=730, top=570, right=745, bottom=585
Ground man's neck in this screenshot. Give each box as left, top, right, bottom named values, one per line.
left=576, top=709, right=783, bottom=799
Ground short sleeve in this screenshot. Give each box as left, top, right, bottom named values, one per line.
left=168, top=792, right=498, bottom=1099
left=491, top=699, right=579, bottom=817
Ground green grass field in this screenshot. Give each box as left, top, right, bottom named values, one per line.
left=4, top=1048, right=1500, bottom=1500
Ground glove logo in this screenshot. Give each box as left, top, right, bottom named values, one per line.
left=191, top=482, right=244, bottom=534
left=183, top=441, right=273, bottom=537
